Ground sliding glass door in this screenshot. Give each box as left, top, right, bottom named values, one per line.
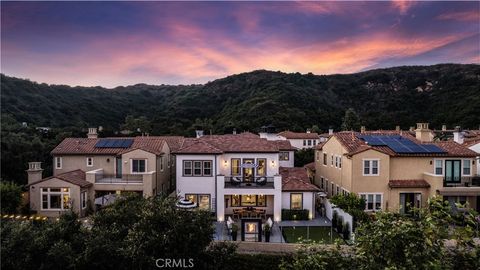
left=445, top=160, right=461, bottom=183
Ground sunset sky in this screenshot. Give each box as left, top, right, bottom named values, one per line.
left=1, top=1, right=479, bottom=87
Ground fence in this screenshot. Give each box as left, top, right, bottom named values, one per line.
left=324, top=198, right=353, bottom=240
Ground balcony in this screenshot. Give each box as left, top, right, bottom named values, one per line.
left=443, top=175, right=480, bottom=187
left=95, top=174, right=143, bottom=184
left=224, top=176, right=275, bottom=188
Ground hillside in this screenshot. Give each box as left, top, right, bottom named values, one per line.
left=1, top=63, right=480, bottom=184
left=2, top=64, right=480, bottom=133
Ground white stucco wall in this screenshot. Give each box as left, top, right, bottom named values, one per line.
left=285, top=138, right=319, bottom=149
left=281, top=191, right=316, bottom=219
left=279, top=151, right=295, bottom=168
left=468, top=143, right=480, bottom=175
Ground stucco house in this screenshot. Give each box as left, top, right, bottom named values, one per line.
left=173, top=132, right=319, bottom=222
left=315, top=124, right=479, bottom=213
left=26, top=128, right=183, bottom=217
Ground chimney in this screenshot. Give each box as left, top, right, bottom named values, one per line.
left=195, top=130, right=204, bottom=138
left=395, top=125, right=400, bottom=132
left=87, top=127, right=98, bottom=139
left=453, top=126, right=464, bottom=144
left=442, top=125, right=447, bottom=131
left=360, top=126, right=366, bottom=133
left=232, top=128, right=237, bottom=135
left=328, top=128, right=334, bottom=135
left=306, top=129, right=311, bottom=134
left=415, top=123, right=433, bottom=142
left=26, top=162, right=43, bottom=184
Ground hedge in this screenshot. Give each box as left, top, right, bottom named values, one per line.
left=281, top=209, right=309, bottom=220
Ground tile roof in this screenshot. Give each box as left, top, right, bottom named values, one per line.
left=303, top=162, right=316, bottom=171
left=280, top=167, right=320, bottom=192
left=278, top=131, right=320, bottom=139
left=51, top=136, right=182, bottom=156
left=28, top=170, right=91, bottom=188
left=388, top=179, right=430, bottom=188
left=272, top=140, right=297, bottom=151
left=318, top=131, right=477, bottom=157
left=174, top=132, right=281, bottom=154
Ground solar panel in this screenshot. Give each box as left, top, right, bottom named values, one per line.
left=95, top=139, right=133, bottom=148
left=358, top=135, right=447, bottom=154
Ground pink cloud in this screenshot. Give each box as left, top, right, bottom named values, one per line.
left=436, top=10, right=480, bottom=22
left=391, top=0, right=417, bottom=15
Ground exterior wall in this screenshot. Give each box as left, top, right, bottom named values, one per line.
left=281, top=191, right=316, bottom=219
left=53, top=155, right=115, bottom=176
left=279, top=151, right=294, bottom=168
left=314, top=136, right=352, bottom=194
left=176, top=154, right=218, bottom=209
left=155, top=143, right=171, bottom=194
left=29, top=178, right=89, bottom=217
left=468, top=143, right=480, bottom=175
left=259, top=133, right=286, bottom=141
left=286, top=138, right=319, bottom=149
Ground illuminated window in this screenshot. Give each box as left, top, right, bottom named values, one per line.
left=279, top=152, right=289, bottom=161
left=257, top=195, right=266, bottom=207
left=231, top=195, right=240, bottom=207
left=257, top=159, right=266, bottom=176
left=241, top=195, right=257, bottom=206
left=290, top=193, right=303, bottom=210
left=231, top=159, right=241, bottom=175
left=198, top=194, right=210, bottom=210
left=41, top=188, right=70, bottom=210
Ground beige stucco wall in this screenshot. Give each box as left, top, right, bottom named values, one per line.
left=29, top=178, right=91, bottom=217
left=53, top=155, right=115, bottom=176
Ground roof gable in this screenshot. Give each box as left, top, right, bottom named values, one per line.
left=28, top=170, right=91, bottom=188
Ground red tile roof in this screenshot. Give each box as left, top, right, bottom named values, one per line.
left=280, top=167, right=320, bottom=192
left=51, top=136, right=182, bottom=156
left=174, top=132, right=281, bottom=154
left=28, top=170, right=91, bottom=188
left=303, top=162, right=316, bottom=171
left=278, top=131, right=320, bottom=139
left=388, top=179, right=430, bottom=188
left=272, top=140, right=297, bottom=151
left=318, top=131, right=477, bottom=157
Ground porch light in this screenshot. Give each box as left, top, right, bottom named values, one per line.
left=224, top=160, right=228, bottom=166
left=271, top=160, right=276, bottom=166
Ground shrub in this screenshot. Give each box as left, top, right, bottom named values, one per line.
left=282, top=209, right=309, bottom=220
left=343, top=222, right=350, bottom=240
left=337, top=216, right=344, bottom=233
left=332, top=211, right=338, bottom=228
left=0, top=182, right=23, bottom=214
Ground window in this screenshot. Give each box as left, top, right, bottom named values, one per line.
left=183, top=161, right=192, bottom=176
left=160, top=156, right=164, bottom=172
left=463, top=160, right=471, bottom=175
left=231, top=159, right=241, bottom=175
left=257, top=195, right=266, bottom=207
left=331, top=183, right=334, bottom=195
left=131, top=159, right=146, bottom=173
left=325, top=180, right=329, bottom=192
left=231, top=195, right=240, bottom=207
left=303, top=140, right=306, bottom=146
left=363, top=159, right=379, bottom=176
left=360, top=193, right=382, bottom=211
left=193, top=161, right=202, bottom=176
left=323, top=153, right=327, bottom=165
left=81, top=191, right=87, bottom=209
left=290, top=193, right=303, bottom=210
left=336, top=185, right=339, bottom=195
left=86, top=157, right=93, bottom=167
left=307, top=140, right=312, bottom=146
left=339, top=157, right=342, bottom=169
left=41, top=188, right=70, bottom=210
left=335, top=156, right=339, bottom=168
left=241, top=195, right=257, bottom=206
left=331, top=154, right=334, bottom=166
left=55, top=157, right=62, bottom=169
left=313, top=140, right=317, bottom=145
left=320, top=177, right=324, bottom=189
left=434, top=160, right=443, bottom=175
left=167, top=155, right=171, bottom=168
left=256, top=159, right=266, bottom=176
left=198, top=194, right=210, bottom=210
left=279, top=152, right=289, bottom=161
left=203, top=161, right=212, bottom=176
left=316, top=151, right=319, bottom=161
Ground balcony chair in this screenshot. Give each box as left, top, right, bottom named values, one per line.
left=256, top=177, right=267, bottom=186
left=232, top=209, right=240, bottom=220
left=231, top=177, right=242, bottom=186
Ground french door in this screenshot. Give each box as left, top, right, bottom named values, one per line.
left=242, top=159, right=255, bottom=182
left=445, top=160, right=461, bottom=183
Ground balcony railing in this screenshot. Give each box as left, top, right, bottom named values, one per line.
left=96, top=174, right=143, bottom=184
left=443, top=175, right=480, bottom=187
left=224, top=176, right=274, bottom=188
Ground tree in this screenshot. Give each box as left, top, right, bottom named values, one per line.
left=294, top=148, right=314, bottom=167
left=0, top=182, right=23, bottom=214
left=341, top=108, right=361, bottom=131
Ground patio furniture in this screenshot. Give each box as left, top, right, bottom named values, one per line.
left=232, top=177, right=242, bottom=186
left=232, top=209, right=240, bottom=220
left=259, top=209, right=266, bottom=220
left=256, top=177, right=267, bottom=186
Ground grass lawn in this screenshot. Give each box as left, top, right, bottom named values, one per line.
left=281, top=226, right=344, bottom=244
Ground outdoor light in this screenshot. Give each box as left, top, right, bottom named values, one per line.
left=224, top=160, right=228, bottom=166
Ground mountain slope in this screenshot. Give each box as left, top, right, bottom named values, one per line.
left=2, top=63, right=480, bottom=134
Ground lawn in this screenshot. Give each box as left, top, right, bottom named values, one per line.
left=281, top=226, right=344, bottom=244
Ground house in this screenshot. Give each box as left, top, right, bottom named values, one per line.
left=277, top=130, right=321, bottom=149
left=26, top=127, right=183, bottom=217
left=314, top=123, right=479, bottom=213
left=452, top=128, right=480, bottom=175
left=173, top=132, right=318, bottom=222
